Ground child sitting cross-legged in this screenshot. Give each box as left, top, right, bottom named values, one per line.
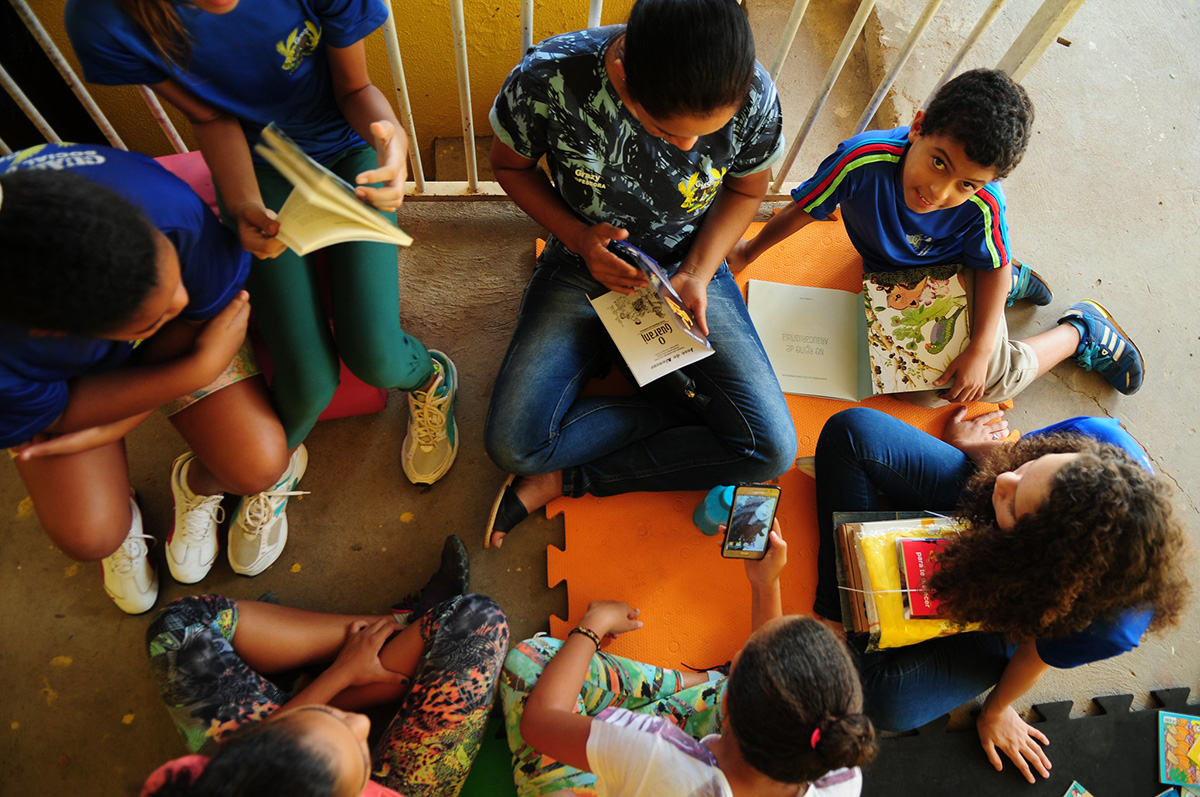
left=501, top=524, right=877, bottom=797
left=731, top=68, right=1145, bottom=402
left=0, top=145, right=305, bottom=614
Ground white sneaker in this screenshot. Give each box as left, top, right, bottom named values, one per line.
left=401, top=351, right=459, bottom=485
left=166, top=452, right=224, bottom=584
left=102, top=497, right=158, bottom=614
left=228, top=445, right=309, bottom=577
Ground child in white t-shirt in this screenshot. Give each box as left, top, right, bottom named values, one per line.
left=501, top=522, right=877, bottom=797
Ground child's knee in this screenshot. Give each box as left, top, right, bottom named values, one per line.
left=53, top=516, right=133, bottom=562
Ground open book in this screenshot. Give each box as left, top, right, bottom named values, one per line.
left=254, top=123, right=412, bottom=256
left=588, top=242, right=714, bottom=386
left=747, top=264, right=970, bottom=401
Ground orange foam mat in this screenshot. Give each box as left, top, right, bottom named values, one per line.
left=543, top=219, right=1007, bottom=667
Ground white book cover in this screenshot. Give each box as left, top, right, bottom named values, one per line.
left=589, top=288, right=714, bottom=386
left=747, top=280, right=871, bottom=401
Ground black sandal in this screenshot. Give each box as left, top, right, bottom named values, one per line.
left=485, top=474, right=530, bottom=549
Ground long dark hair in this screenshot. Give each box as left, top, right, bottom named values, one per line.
left=118, top=0, right=192, bottom=69
left=726, top=616, right=877, bottom=784
left=930, top=434, right=1190, bottom=638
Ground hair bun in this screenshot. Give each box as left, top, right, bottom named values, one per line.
left=815, top=713, right=878, bottom=770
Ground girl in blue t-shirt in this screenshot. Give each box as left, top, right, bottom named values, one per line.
left=811, top=406, right=1188, bottom=784
left=65, top=0, right=459, bottom=486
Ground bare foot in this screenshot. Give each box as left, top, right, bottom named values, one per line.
left=490, top=471, right=563, bottom=549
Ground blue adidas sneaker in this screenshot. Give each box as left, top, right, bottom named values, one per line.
left=1007, top=261, right=1054, bottom=307
left=402, top=350, right=459, bottom=484
left=1059, top=300, right=1144, bottom=395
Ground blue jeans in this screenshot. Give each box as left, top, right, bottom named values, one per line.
left=813, top=408, right=1013, bottom=731
left=484, top=248, right=796, bottom=497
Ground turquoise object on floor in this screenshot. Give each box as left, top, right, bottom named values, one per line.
left=693, top=485, right=736, bottom=536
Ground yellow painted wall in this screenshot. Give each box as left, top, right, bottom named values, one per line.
left=27, top=0, right=634, bottom=169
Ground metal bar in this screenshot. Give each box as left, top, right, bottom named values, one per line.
left=768, top=0, right=813, bottom=82
left=381, top=6, right=426, bottom=192
left=12, top=0, right=128, bottom=150
left=0, top=134, right=12, bottom=156
left=588, top=0, right=603, bottom=28
left=448, top=0, right=479, bottom=191
left=136, top=85, right=189, bottom=152
left=925, top=0, right=1007, bottom=107
left=521, top=0, right=534, bottom=53
left=996, top=0, right=1086, bottom=82
left=852, top=0, right=943, bottom=133
left=0, top=62, right=62, bottom=143
left=770, top=0, right=877, bottom=193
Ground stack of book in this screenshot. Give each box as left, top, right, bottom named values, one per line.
left=834, top=512, right=978, bottom=650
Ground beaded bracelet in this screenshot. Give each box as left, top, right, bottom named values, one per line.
left=569, top=626, right=602, bottom=652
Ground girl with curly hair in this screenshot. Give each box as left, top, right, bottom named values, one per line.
left=811, top=406, right=1188, bottom=784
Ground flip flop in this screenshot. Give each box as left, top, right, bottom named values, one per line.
left=485, top=474, right=529, bottom=549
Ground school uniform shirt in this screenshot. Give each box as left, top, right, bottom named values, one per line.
left=65, top=0, right=387, bottom=161
left=791, top=127, right=1012, bottom=273
left=0, top=144, right=249, bottom=448
left=586, top=707, right=863, bottom=797
left=1022, top=416, right=1156, bottom=669
left=489, top=26, right=784, bottom=268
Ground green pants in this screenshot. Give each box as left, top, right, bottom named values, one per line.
left=246, top=144, right=432, bottom=447
left=500, top=637, right=725, bottom=796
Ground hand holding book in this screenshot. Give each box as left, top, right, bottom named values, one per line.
left=353, top=120, right=407, bottom=213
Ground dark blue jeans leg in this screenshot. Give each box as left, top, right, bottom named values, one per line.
left=812, top=407, right=975, bottom=620
left=855, top=632, right=1011, bottom=731
left=485, top=259, right=796, bottom=497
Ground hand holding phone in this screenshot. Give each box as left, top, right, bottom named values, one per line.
left=721, top=483, right=781, bottom=560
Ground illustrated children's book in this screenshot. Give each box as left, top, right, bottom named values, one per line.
left=1160, top=711, right=1200, bottom=789
left=1062, top=783, right=1095, bottom=797
left=833, top=514, right=977, bottom=651
left=747, top=263, right=970, bottom=401
left=254, top=123, right=413, bottom=256
left=589, top=241, right=714, bottom=386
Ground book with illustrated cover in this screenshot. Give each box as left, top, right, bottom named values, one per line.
left=747, top=263, right=970, bottom=401
left=588, top=241, right=714, bottom=386
left=832, top=514, right=976, bottom=650
left=895, top=537, right=949, bottom=619
left=253, top=123, right=413, bottom=256
left=1160, top=711, right=1200, bottom=789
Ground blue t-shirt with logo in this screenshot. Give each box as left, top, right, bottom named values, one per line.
left=65, top=0, right=387, bottom=161
left=490, top=26, right=784, bottom=269
left=1020, top=416, right=1155, bottom=669
left=791, top=126, right=1012, bottom=273
left=0, top=144, right=250, bottom=448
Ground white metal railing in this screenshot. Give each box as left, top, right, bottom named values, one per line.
left=6, top=0, right=1085, bottom=201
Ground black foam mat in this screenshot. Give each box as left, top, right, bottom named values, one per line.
left=862, top=688, right=1197, bottom=796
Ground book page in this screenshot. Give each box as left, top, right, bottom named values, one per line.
left=274, top=189, right=412, bottom=255
left=747, top=280, right=865, bottom=401
left=589, top=288, right=715, bottom=386
left=863, top=265, right=970, bottom=394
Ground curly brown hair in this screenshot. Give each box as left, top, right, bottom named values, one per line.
left=928, top=434, right=1189, bottom=639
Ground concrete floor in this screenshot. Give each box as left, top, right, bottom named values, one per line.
left=1, top=0, right=1198, bottom=793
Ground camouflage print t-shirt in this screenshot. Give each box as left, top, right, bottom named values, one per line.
left=489, top=26, right=784, bottom=269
